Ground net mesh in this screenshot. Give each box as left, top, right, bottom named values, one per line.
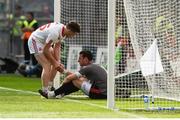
left=115, top=0, right=180, bottom=109
left=57, top=0, right=108, bottom=96
left=55, top=0, right=180, bottom=109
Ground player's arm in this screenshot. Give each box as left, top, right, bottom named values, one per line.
left=63, top=66, right=91, bottom=83
left=53, top=41, right=61, bottom=61
left=63, top=73, right=78, bottom=84
left=63, top=69, right=86, bottom=83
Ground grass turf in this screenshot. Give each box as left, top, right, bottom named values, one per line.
left=0, top=74, right=179, bottom=118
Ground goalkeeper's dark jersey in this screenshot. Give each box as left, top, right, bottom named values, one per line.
left=78, top=63, right=107, bottom=95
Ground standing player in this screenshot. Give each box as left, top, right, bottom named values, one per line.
left=28, top=21, right=80, bottom=93
left=39, top=50, right=107, bottom=99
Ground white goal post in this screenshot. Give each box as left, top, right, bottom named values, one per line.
left=107, top=0, right=116, bottom=109
left=53, top=0, right=61, bottom=89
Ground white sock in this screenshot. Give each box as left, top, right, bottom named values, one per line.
left=42, top=87, right=48, bottom=93
left=48, top=81, right=53, bottom=87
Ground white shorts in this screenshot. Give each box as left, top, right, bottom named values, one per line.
left=28, top=35, right=44, bottom=54
left=81, top=80, right=92, bottom=96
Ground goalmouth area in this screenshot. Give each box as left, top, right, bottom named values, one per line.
left=54, top=0, right=180, bottom=111
left=0, top=0, right=180, bottom=118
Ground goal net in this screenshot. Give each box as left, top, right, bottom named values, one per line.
left=54, top=0, right=180, bottom=110
left=54, top=0, right=108, bottom=96
left=114, top=0, right=180, bottom=110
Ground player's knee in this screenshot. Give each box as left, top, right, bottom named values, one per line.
left=72, top=79, right=82, bottom=88
left=42, top=63, right=51, bottom=71
left=80, top=80, right=92, bottom=96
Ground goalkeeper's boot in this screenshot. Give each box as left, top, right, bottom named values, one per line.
left=38, top=89, right=48, bottom=99
left=38, top=89, right=55, bottom=99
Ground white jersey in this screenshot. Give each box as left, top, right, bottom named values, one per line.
left=28, top=22, right=65, bottom=54
left=31, top=22, right=66, bottom=44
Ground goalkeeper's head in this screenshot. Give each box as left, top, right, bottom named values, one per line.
left=65, top=21, right=80, bottom=38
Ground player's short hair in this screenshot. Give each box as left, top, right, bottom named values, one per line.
left=66, top=21, right=80, bottom=33
left=80, top=50, right=93, bottom=61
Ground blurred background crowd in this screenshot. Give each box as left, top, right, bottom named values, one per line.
left=0, top=0, right=54, bottom=76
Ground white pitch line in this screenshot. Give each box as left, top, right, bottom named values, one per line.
left=0, top=86, right=146, bottom=118
left=0, top=86, right=39, bottom=95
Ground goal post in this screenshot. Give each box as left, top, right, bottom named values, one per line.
left=107, top=0, right=116, bottom=109
left=53, top=0, right=61, bottom=89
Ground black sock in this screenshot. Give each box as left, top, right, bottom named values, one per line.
left=54, top=81, right=79, bottom=96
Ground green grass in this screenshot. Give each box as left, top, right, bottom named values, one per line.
left=0, top=74, right=180, bottom=118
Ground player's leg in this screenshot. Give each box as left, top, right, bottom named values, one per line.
left=73, top=78, right=107, bottom=99
left=48, top=66, right=57, bottom=90
left=28, top=36, right=53, bottom=92
left=72, top=77, right=92, bottom=96
left=39, top=80, right=80, bottom=99
left=53, top=77, right=90, bottom=97
left=48, top=47, right=58, bottom=90
left=35, top=53, right=51, bottom=93
left=39, top=81, right=79, bottom=99
left=55, top=81, right=79, bottom=96
left=88, top=85, right=107, bottom=99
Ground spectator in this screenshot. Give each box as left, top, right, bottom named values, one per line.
left=11, top=4, right=25, bottom=55
left=21, top=12, right=38, bottom=65
left=115, top=16, right=129, bottom=74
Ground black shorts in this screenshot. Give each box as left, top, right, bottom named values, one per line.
left=89, top=84, right=107, bottom=99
